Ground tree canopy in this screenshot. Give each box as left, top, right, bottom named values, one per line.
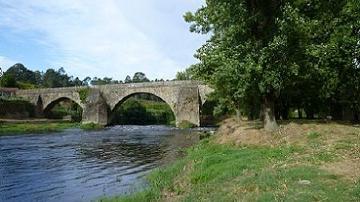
left=0, top=64, right=159, bottom=89
left=185, top=0, right=360, bottom=130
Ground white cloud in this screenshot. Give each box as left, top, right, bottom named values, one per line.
left=0, top=56, right=16, bottom=71
left=0, top=0, right=207, bottom=80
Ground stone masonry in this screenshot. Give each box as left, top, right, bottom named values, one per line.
left=16, top=81, right=214, bottom=127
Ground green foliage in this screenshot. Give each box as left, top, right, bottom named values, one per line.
left=78, top=88, right=90, bottom=103
left=17, top=81, right=37, bottom=89
left=0, top=74, right=17, bottom=87
left=90, top=77, right=120, bottom=85
left=0, top=98, right=35, bottom=118
left=307, top=131, right=321, bottom=139
left=110, top=97, right=175, bottom=125
left=184, top=0, right=360, bottom=124
left=178, top=120, right=196, bottom=129
left=4, top=63, right=38, bottom=85
left=0, top=122, right=79, bottom=136
left=80, top=123, right=104, bottom=130
left=45, top=101, right=82, bottom=122
left=132, top=72, right=150, bottom=83
left=175, top=69, right=192, bottom=80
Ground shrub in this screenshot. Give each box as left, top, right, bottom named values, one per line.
left=178, top=120, right=196, bottom=129
left=80, top=122, right=104, bottom=130
left=0, top=98, right=35, bottom=118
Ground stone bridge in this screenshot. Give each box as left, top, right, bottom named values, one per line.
left=16, top=81, right=214, bottom=127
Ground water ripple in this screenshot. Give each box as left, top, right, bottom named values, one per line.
left=0, top=125, right=201, bottom=202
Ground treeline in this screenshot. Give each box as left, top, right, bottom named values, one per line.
left=0, top=63, right=169, bottom=89
left=182, top=0, right=359, bottom=129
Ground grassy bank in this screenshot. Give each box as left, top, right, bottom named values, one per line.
left=104, top=119, right=360, bottom=201
left=0, top=122, right=80, bottom=136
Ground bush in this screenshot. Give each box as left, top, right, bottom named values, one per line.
left=178, top=120, right=196, bottom=129
left=78, top=88, right=90, bottom=103
left=80, top=123, right=104, bottom=130
left=0, top=98, right=35, bottom=118
left=110, top=98, right=175, bottom=125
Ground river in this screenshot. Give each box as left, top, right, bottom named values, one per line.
left=0, top=125, right=206, bottom=202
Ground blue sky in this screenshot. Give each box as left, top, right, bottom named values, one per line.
left=0, top=0, right=207, bottom=80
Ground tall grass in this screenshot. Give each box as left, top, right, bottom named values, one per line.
left=103, top=137, right=359, bottom=201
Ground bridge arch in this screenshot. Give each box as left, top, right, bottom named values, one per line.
left=41, top=94, right=84, bottom=111
left=108, top=91, right=176, bottom=125
left=109, top=90, right=176, bottom=113
left=43, top=96, right=84, bottom=112
left=42, top=96, right=84, bottom=121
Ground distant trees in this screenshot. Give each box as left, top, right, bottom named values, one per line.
left=175, top=69, right=192, bottom=80
left=124, top=75, right=132, bottom=83
left=0, top=64, right=164, bottom=89
left=5, top=63, right=37, bottom=85
left=132, top=72, right=150, bottom=83
left=0, top=74, right=17, bottom=88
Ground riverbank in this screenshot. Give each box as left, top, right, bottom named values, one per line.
left=0, top=121, right=80, bottom=135
left=105, top=118, right=360, bottom=201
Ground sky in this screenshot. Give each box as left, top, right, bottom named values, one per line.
left=0, top=0, right=208, bottom=80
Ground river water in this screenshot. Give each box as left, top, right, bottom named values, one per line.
left=0, top=125, right=205, bottom=202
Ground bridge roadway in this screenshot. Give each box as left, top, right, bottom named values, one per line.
left=16, top=81, right=213, bottom=127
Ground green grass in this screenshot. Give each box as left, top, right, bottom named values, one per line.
left=178, top=120, right=197, bottom=129
left=0, top=122, right=79, bottom=136
left=103, top=137, right=359, bottom=202
left=307, top=131, right=321, bottom=139
left=80, top=122, right=104, bottom=130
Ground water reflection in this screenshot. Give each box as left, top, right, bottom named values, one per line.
left=0, top=125, right=202, bottom=202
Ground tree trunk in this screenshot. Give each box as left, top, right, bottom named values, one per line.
left=281, top=107, right=289, bottom=120
left=298, top=107, right=303, bottom=119
left=263, top=95, right=278, bottom=131
left=235, top=109, right=242, bottom=122
left=305, top=108, right=314, bottom=119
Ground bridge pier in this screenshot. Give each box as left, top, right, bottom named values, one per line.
left=82, top=89, right=108, bottom=126
left=173, top=86, right=200, bottom=127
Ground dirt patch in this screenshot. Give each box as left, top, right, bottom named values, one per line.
left=214, top=117, right=360, bottom=182
left=214, top=118, right=360, bottom=148
left=321, top=159, right=360, bottom=182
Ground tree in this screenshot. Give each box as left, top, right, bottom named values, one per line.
left=124, top=75, right=132, bottom=83
left=132, top=72, right=149, bottom=83
left=90, top=77, right=118, bottom=85
left=5, top=63, right=37, bottom=85
left=43, top=68, right=61, bottom=88
left=0, top=74, right=17, bottom=87
left=72, top=77, right=83, bottom=86
left=185, top=0, right=359, bottom=130
left=82, top=77, right=91, bottom=86
left=175, top=69, right=192, bottom=80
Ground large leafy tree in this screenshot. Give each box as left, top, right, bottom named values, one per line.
left=185, top=0, right=359, bottom=130
left=132, top=72, right=150, bottom=83
left=4, top=63, right=37, bottom=85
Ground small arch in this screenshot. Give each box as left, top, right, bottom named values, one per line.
left=43, top=96, right=83, bottom=111
left=110, top=92, right=175, bottom=125
left=44, top=97, right=83, bottom=122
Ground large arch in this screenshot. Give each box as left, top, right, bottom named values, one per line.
left=109, top=92, right=176, bottom=125
left=111, top=92, right=176, bottom=115
left=42, top=96, right=84, bottom=121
